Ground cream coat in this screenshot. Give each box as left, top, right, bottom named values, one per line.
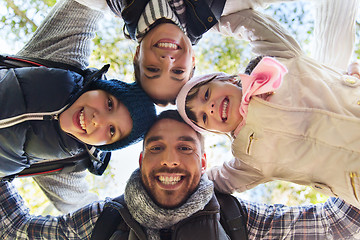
left=207, top=9, right=360, bottom=208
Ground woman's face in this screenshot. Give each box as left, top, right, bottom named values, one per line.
left=59, top=90, right=133, bottom=146
left=187, top=80, right=243, bottom=133
left=136, top=23, right=195, bottom=104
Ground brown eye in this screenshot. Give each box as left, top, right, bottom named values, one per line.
left=178, top=145, right=194, bottom=154
left=108, top=98, right=113, bottom=111
left=149, top=145, right=163, bottom=153
left=147, top=67, right=159, bottom=72
left=109, top=125, right=116, bottom=137
left=204, top=89, right=209, bottom=101
left=172, top=69, right=184, bottom=74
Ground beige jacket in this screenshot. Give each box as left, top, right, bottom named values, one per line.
left=207, top=9, right=360, bottom=208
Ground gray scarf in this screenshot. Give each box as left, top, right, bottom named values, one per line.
left=124, top=169, right=214, bottom=240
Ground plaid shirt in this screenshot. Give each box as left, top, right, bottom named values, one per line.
left=1, top=181, right=360, bottom=239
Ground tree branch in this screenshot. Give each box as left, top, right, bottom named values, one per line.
left=5, top=0, right=37, bottom=29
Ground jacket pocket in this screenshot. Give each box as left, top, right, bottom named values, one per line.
left=312, top=182, right=338, bottom=197
left=341, top=75, right=360, bottom=87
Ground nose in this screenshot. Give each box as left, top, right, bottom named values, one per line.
left=92, top=112, right=105, bottom=127
left=160, top=55, right=175, bottom=63
left=206, top=102, right=215, bottom=115
left=161, top=148, right=180, bottom=167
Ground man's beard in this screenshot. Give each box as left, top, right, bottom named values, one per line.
left=141, top=167, right=199, bottom=209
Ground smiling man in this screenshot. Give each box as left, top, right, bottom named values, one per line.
left=139, top=111, right=206, bottom=209
left=2, top=110, right=360, bottom=239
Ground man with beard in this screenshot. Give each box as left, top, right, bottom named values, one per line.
left=1, top=110, right=360, bottom=239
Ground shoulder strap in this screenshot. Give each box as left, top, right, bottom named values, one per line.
left=1, top=151, right=91, bottom=182
left=215, top=192, right=249, bottom=240
left=91, top=195, right=128, bottom=240
left=0, top=54, right=86, bottom=76
left=91, top=195, right=147, bottom=240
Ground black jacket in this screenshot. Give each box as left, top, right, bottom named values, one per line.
left=91, top=193, right=248, bottom=240
left=106, top=0, right=226, bottom=45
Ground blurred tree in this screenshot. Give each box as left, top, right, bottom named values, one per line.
left=1, top=0, right=336, bottom=215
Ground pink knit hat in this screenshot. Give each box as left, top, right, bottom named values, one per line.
left=176, top=72, right=234, bottom=133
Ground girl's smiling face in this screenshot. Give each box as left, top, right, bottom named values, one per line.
left=187, top=80, right=243, bottom=133
left=136, top=23, right=195, bottom=103
left=59, top=90, right=133, bottom=146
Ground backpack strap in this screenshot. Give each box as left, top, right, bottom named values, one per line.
left=215, top=192, right=249, bottom=240
left=1, top=151, right=91, bottom=182
left=91, top=196, right=127, bottom=240
left=91, top=195, right=147, bottom=240
left=0, top=54, right=86, bottom=76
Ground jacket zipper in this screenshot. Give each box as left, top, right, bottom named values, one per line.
left=246, top=133, right=255, bottom=154
left=0, top=105, right=68, bottom=129
left=350, top=172, right=359, bottom=202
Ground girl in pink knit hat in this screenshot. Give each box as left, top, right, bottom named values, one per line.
left=176, top=8, right=360, bottom=209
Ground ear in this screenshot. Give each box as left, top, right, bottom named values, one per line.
left=229, top=77, right=239, bottom=85
left=200, top=152, right=207, bottom=174
left=192, top=52, right=196, bottom=68
left=134, top=45, right=140, bottom=61
left=139, top=151, right=143, bottom=167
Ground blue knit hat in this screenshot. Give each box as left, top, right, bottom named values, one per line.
left=88, top=79, right=156, bottom=151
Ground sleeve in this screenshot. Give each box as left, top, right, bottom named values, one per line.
left=211, top=9, right=302, bottom=59
left=105, top=0, right=125, bottom=18
left=207, top=157, right=267, bottom=194
left=312, top=0, right=359, bottom=70
left=16, top=0, right=104, bottom=70
left=221, top=0, right=299, bottom=16
left=74, top=0, right=112, bottom=14
left=33, top=171, right=99, bottom=214
left=239, top=197, right=360, bottom=239
left=0, top=181, right=104, bottom=240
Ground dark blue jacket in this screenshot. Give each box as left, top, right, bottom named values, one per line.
left=106, top=0, right=226, bottom=44
left=0, top=67, right=109, bottom=177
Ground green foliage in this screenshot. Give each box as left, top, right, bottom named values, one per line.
left=14, top=178, right=61, bottom=215
left=1, top=0, right=53, bottom=45
left=195, top=35, right=250, bottom=75
left=89, top=16, right=137, bottom=82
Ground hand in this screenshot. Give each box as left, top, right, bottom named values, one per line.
left=347, top=62, right=360, bottom=79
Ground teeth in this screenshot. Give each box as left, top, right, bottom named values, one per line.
left=79, top=110, right=86, bottom=131
left=157, top=42, right=178, bottom=49
left=158, top=176, right=181, bottom=185
left=222, top=99, right=229, bottom=119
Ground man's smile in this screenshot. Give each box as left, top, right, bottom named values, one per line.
left=155, top=173, right=185, bottom=190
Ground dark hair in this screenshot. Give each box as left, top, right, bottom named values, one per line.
left=184, top=77, right=216, bottom=124
left=245, top=56, right=264, bottom=75
left=144, top=110, right=205, bottom=152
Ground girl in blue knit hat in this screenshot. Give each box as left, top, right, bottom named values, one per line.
left=0, top=65, right=156, bottom=178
